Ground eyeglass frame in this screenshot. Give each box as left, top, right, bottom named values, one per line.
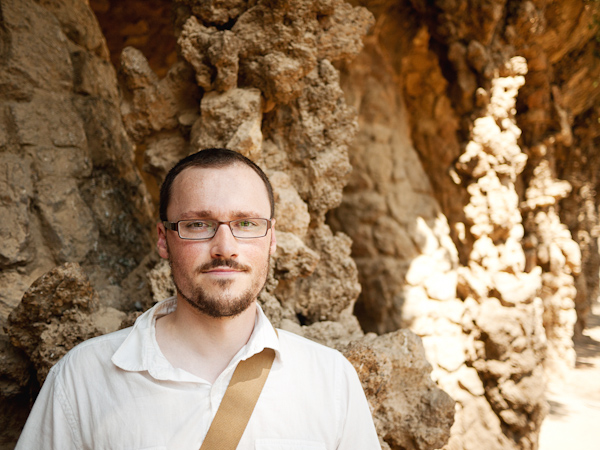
left=162, top=218, right=273, bottom=240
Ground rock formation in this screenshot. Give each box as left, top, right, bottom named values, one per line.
left=330, top=1, right=599, bottom=448
left=0, top=0, right=154, bottom=446
left=1, top=0, right=599, bottom=449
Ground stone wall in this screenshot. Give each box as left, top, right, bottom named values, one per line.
left=1, top=1, right=455, bottom=449
left=330, top=0, right=600, bottom=449
left=1, top=0, right=599, bottom=449
left=0, top=0, right=155, bottom=446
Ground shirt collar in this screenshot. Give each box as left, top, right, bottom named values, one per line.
left=112, top=297, right=281, bottom=381
left=242, top=300, right=281, bottom=363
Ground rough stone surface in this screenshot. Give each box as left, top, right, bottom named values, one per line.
left=330, top=1, right=599, bottom=449
left=2, top=0, right=599, bottom=449
left=343, top=331, right=456, bottom=450
left=191, top=87, right=263, bottom=159
left=0, top=0, right=155, bottom=444
left=7, top=263, right=126, bottom=384
left=147, top=258, right=177, bottom=303
left=178, top=16, right=241, bottom=91
left=0, top=153, right=33, bottom=267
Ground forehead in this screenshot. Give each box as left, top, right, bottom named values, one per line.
left=168, top=163, right=271, bottom=218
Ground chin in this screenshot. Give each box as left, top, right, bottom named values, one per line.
left=177, top=284, right=257, bottom=319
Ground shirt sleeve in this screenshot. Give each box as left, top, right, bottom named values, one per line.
left=336, top=355, right=382, bottom=450
left=15, top=364, right=82, bottom=450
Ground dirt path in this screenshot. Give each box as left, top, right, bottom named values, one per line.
left=538, top=300, right=600, bottom=450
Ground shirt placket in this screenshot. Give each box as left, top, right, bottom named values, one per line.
left=209, top=363, right=236, bottom=419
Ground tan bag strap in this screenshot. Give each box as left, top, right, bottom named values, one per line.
left=199, top=347, right=276, bottom=450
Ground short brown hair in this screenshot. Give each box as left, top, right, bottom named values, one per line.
left=159, top=148, right=275, bottom=221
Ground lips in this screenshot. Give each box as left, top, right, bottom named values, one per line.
left=204, top=267, right=241, bottom=275
left=198, top=258, right=250, bottom=273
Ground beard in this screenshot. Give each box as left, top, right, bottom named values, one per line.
left=169, top=254, right=270, bottom=319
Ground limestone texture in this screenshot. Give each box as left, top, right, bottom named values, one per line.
left=7, top=263, right=126, bottom=384
left=0, top=0, right=154, bottom=445
left=330, top=0, right=599, bottom=449
left=343, top=331, right=455, bottom=450
left=2, top=0, right=599, bottom=449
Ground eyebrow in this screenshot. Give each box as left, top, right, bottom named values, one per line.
left=178, top=210, right=267, bottom=220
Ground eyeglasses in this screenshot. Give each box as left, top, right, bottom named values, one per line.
left=163, top=218, right=272, bottom=240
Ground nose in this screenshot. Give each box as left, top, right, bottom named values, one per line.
left=209, top=223, right=239, bottom=259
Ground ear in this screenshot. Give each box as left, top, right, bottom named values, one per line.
left=269, top=219, right=277, bottom=254
left=157, top=222, right=169, bottom=259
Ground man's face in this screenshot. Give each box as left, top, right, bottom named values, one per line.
left=157, top=163, right=276, bottom=318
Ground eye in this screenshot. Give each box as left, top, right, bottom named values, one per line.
left=185, top=221, right=213, bottom=229
left=236, top=219, right=258, bottom=228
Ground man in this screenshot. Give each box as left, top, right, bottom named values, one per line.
left=16, top=148, right=381, bottom=449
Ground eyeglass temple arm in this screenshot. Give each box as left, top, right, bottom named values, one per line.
left=162, top=221, right=178, bottom=231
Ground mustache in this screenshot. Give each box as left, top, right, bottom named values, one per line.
left=198, top=258, right=250, bottom=273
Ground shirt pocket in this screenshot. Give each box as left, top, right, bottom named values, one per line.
left=255, top=439, right=327, bottom=450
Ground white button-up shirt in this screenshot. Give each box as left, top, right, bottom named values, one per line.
left=16, top=298, right=381, bottom=450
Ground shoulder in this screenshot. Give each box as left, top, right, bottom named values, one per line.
left=66, top=325, right=132, bottom=356
left=52, top=326, right=132, bottom=377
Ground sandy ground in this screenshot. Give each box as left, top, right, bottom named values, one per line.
left=538, top=300, right=600, bottom=450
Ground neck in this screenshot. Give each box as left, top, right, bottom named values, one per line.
left=155, top=296, right=258, bottom=383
